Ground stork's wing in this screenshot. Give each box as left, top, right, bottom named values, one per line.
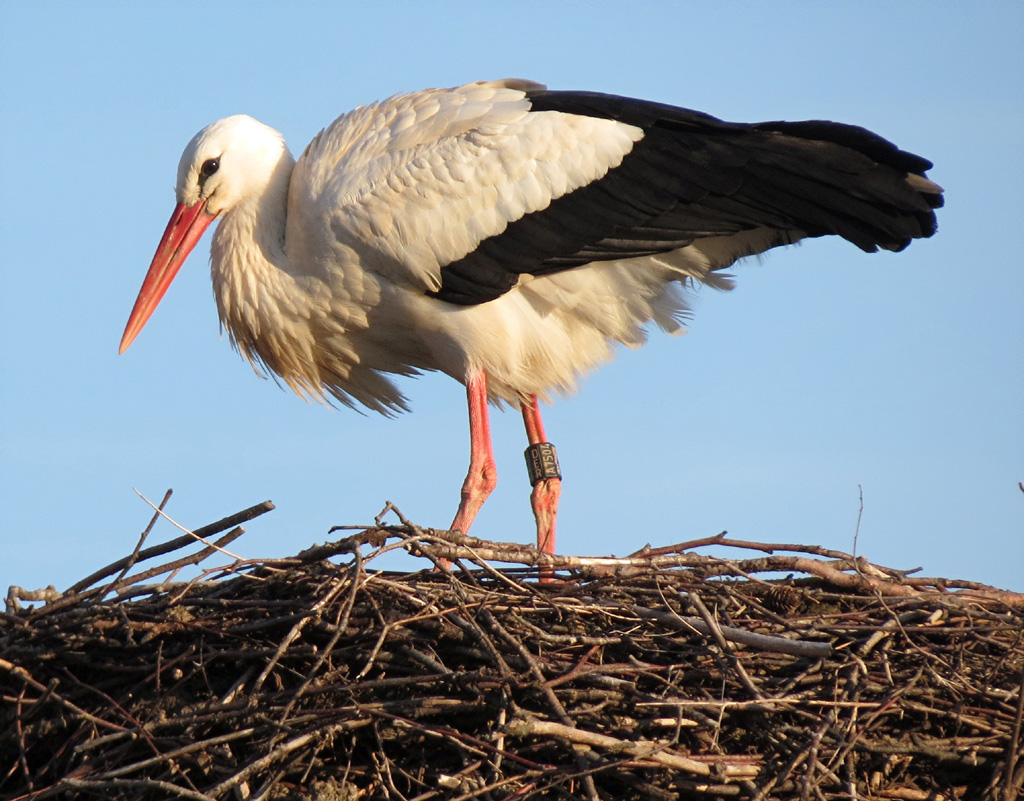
left=290, top=80, right=942, bottom=305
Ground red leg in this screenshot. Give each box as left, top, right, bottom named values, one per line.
left=522, top=395, right=561, bottom=556
left=450, top=373, right=498, bottom=536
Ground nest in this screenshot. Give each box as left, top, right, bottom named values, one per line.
left=2, top=498, right=1023, bottom=801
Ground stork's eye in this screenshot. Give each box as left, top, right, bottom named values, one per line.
left=200, top=158, right=220, bottom=180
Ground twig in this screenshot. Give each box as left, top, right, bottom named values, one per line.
left=65, top=499, right=275, bottom=595
left=628, top=603, right=832, bottom=657
left=133, top=489, right=247, bottom=561
left=104, top=488, right=174, bottom=598
left=507, top=717, right=757, bottom=779
left=59, top=777, right=217, bottom=800
left=0, top=658, right=128, bottom=733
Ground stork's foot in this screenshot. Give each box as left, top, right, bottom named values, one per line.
left=450, top=454, right=497, bottom=536
left=531, top=475, right=561, bottom=556
left=438, top=374, right=497, bottom=571
left=521, top=396, right=562, bottom=580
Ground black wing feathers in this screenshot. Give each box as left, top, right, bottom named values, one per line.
left=430, top=89, right=942, bottom=306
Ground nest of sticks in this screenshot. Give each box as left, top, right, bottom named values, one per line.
left=3, top=497, right=1023, bottom=801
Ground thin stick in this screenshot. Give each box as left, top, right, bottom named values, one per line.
left=133, top=489, right=247, bottom=561
left=508, top=717, right=759, bottom=779
left=65, top=499, right=275, bottom=594
left=105, top=489, right=174, bottom=595
left=687, top=591, right=764, bottom=700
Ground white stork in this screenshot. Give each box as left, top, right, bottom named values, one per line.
left=120, top=79, right=942, bottom=558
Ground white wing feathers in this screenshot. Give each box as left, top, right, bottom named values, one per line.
left=287, top=80, right=644, bottom=294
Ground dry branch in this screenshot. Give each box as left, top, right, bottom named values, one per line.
left=2, top=500, right=1022, bottom=800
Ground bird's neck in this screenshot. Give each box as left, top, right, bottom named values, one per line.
left=211, top=150, right=295, bottom=280
left=209, top=150, right=305, bottom=370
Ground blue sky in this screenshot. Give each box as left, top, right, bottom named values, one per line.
left=1, top=2, right=1021, bottom=596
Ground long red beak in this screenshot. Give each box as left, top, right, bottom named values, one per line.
left=119, top=201, right=216, bottom=354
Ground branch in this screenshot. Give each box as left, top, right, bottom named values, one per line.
left=507, top=717, right=759, bottom=779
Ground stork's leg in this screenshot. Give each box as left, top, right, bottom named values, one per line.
left=522, top=395, right=561, bottom=556
left=450, top=373, right=497, bottom=536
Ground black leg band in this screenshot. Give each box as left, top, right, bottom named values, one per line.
left=525, top=442, right=561, bottom=486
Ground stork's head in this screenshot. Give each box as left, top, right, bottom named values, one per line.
left=119, top=116, right=287, bottom=354
left=174, top=115, right=288, bottom=214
